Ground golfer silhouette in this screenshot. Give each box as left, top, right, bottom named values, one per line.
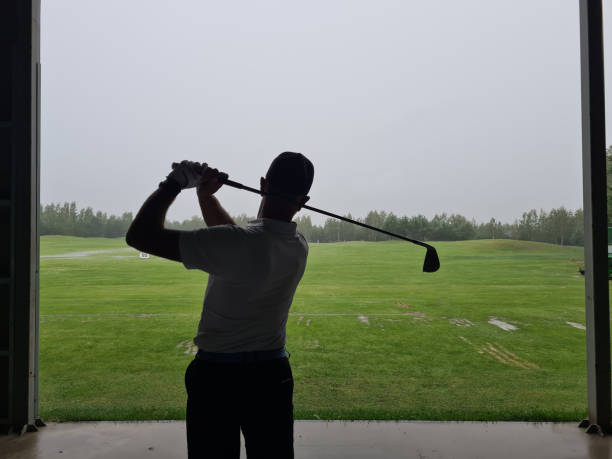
left=126, top=152, right=314, bottom=458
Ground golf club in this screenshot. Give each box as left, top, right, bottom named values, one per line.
left=170, top=162, right=440, bottom=272
left=221, top=178, right=440, bottom=273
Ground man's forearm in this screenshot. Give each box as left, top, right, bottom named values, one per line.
left=198, top=195, right=236, bottom=227
left=126, top=181, right=180, bottom=248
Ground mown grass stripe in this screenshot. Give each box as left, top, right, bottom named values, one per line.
left=41, top=312, right=422, bottom=318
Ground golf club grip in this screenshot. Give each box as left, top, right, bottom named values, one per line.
left=222, top=178, right=433, bottom=250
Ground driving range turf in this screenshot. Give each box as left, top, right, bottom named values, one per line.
left=39, top=235, right=590, bottom=422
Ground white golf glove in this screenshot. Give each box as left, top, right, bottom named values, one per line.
left=167, top=161, right=208, bottom=189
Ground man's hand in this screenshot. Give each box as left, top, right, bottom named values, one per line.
left=197, top=167, right=229, bottom=199
left=168, top=161, right=208, bottom=189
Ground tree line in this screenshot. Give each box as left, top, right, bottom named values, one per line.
left=292, top=208, right=584, bottom=246
left=40, top=202, right=584, bottom=246
left=40, top=202, right=133, bottom=238
left=39, top=143, right=612, bottom=243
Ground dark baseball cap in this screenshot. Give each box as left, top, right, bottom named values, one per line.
left=265, top=152, right=314, bottom=197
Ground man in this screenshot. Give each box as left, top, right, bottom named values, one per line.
left=126, top=152, right=314, bottom=459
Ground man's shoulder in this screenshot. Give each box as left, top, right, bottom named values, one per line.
left=182, top=224, right=252, bottom=245
left=203, top=223, right=249, bottom=234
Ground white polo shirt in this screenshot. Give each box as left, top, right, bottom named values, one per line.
left=179, top=218, right=309, bottom=352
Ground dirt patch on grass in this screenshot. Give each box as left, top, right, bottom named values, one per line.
left=296, top=316, right=312, bottom=326
left=296, top=337, right=321, bottom=349
left=459, top=336, right=538, bottom=370
left=488, top=317, right=518, bottom=331
left=304, top=339, right=320, bottom=349
left=176, top=339, right=197, bottom=355
left=404, top=311, right=427, bottom=320
left=449, top=318, right=475, bottom=327
left=373, top=318, right=401, bottom=330
left=358, top=314, right=370, bottom=327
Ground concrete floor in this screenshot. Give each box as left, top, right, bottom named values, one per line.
left=1, top=420, right=611, bottom=459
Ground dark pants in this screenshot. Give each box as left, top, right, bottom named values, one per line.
left=185, top=355, right=294, bottom=458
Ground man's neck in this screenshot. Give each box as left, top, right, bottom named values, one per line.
left=259, top=212, right=293, bottom=222
left=258, top=205, right=293, bottom=222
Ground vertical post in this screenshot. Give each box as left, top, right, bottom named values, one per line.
left=0, top=0, right=40, bottom=434
left=31, top=1, right=41, bottom=426
left=579, top=0, right=611, bottom=435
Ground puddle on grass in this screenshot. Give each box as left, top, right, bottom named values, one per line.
left=41, top=248, right=132, bottom=258
left=358, top=314, right=370, bottom=327
left=488, top=317, right=518, bottom=331
left=449, top=318, right=475, bottom=327
left=567, top=321, right=586, bottom=330
left=177, top=339, right=198, bottom=355
left=459, top=336, right=538, bottom=370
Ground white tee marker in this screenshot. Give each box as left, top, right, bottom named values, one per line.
left=488, top=318, right=518, bottom=331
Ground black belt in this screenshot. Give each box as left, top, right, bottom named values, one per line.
left=196, top=347, right=287, bottom=363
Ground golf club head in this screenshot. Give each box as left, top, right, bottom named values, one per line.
left=423, top=247, right=440, bottom=273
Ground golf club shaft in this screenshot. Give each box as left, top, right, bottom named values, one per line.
left=223, top=178, right=433, bottom=250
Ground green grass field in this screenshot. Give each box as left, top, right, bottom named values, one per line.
left=39, top=235, right=589, bottom=422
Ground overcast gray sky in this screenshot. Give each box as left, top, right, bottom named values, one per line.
left=41, top=1, right=609, bottom=224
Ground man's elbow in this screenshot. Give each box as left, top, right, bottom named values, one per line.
left=126, top=225, right=145, bottom=251
left=125, top=231, right=134, bottom=247
left=125, top=225, right=164, bottom=255
left=125, top=229, right=138, bottom=250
